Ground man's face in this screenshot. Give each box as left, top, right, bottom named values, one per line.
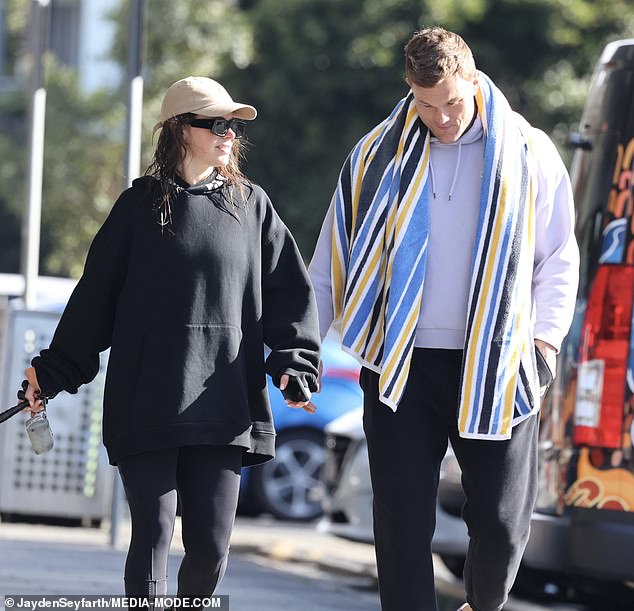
left=410, top=72, right=479, bottom=144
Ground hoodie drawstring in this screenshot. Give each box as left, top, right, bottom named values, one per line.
left=428, top=141, right=462, bottom=202
left=448, top=142, right=462, bottom=201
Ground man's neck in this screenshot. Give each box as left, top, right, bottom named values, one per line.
left=457, top=102, right=478, bottom=140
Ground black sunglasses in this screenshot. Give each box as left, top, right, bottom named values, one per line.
left=186, top=117, right=247, bottom=139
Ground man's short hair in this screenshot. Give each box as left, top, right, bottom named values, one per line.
left=404, top=27, right=476, bottom=87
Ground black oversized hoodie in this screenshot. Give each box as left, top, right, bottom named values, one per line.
left=31, top=175, right=320, bottom=466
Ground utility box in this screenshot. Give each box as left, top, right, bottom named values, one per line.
left=0, top=308, right=112, bottom=522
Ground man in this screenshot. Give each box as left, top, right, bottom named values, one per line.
left=309, top=27, right=579, bottom=611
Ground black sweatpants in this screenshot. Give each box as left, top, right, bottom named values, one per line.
left=361, top=348, right=539, bottom=611
left=117, top=444, right=242, bottom=600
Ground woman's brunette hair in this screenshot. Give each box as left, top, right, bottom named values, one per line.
left=145, top=113, right=248, bottom=231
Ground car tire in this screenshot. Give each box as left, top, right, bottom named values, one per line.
left=249, top=428, right=326, bottom=521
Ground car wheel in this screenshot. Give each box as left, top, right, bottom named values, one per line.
left=250, top=428, right=326, bottom=521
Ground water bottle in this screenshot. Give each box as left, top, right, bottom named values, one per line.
left=25, top=410, right=54, bottom=455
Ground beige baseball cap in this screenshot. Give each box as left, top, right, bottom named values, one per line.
left=152, top=76, right=257, bottom=134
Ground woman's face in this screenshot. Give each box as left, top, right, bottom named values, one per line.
left=183, top=113, right=239, bottom=168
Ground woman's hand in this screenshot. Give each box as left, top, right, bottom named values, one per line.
left=279, top=373, right=317, bottom=414
left=22, top=367, right=45, bottom=415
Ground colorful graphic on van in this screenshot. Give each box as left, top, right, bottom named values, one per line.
left=599, top=218, right=628, bottom=263
left=565, top=448, right=634, bottom=511
left=606, top=137, right=634, bottom=264
left=625, top=306, right=634, bottom=396
left=629, top=306, right=634, bottom=395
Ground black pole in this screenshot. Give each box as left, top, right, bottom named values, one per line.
left=111, top=0, right=144, bottom=548
left=0, top=1, right=6, bottom=76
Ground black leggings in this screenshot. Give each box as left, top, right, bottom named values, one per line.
left=117, top=445, right=242, bottom=599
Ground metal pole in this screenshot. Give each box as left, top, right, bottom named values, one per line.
left=0, top=1, right=6, bottom=76
left=20, top=0, right=50, bottom=310
left=110, top=0, right=144, bottom=548
left=123, top=0, right=144, bottom=188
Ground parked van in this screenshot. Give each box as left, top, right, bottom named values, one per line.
left=523, top=37, right=634, bottom=582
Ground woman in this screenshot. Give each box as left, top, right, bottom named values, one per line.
left=21, top=76, right=321, bottom=603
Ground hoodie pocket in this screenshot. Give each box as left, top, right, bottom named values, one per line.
left=131, top=323, right=250, bottom=428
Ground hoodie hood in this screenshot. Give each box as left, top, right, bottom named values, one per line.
left=429, top=113, right=483, bottom=201
left=173, top=170, right=227, bottom=195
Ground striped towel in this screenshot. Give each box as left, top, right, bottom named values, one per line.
left=331, top=72, right=539, bottom=439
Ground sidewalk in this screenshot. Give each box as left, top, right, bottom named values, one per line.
left=0, top=515, right=459, bottom=598
left=0, top=516, right=568, bottom=610
left=0, top=516, right=379, bottom=596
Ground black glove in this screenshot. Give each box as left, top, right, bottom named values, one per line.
left=281, top=375, right=311, bottom=402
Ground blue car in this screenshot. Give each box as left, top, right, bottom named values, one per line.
left=238, top=336, right=362, bottom=521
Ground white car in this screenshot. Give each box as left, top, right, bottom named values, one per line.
left=319, top=407, right=469, bottom=576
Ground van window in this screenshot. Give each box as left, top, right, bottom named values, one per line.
left=569, top=47, right=634, bottom=294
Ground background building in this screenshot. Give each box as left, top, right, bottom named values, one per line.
left=0, top=0, right=120, bottom=93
